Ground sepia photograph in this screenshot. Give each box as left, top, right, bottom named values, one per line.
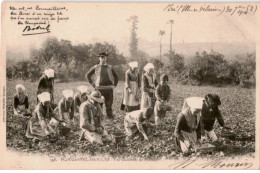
left=0, top=1, right=259, bottom=169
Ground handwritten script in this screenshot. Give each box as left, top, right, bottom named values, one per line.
left=168, top=158, right=253, bottom=169
left=164, top=4, right=257, bottom=16
left=9, top=5, right=69, bottom=36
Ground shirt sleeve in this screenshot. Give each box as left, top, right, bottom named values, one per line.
left=70, top=100, right=74, bottom=119
left=125, top=71, right=130, bottom=89
left=37, top=76, right=45, bottom=94
left=25, top=96, right=29, bottom=109
left=174, top=113, right=184, bottom=141
left=13, top=95, right=19, bottom=109
left=112, top=67, right=119, bottom=87
left=86, top=66, right=95, bottom=84
left=142, top=75, right=151, bottom=92
left=216, top=108, right=225, bottom=127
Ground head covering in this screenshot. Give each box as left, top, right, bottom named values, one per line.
left=143, top=63, right=154, bottom=72
left=129, top=61, right=138, bottom=68
left=97, top=52, right=108, bottom=57
left=37, top=92, right=51, bottom=103
left=15, top=84, right=25, bottom=92
left=89, top=91, right=104, bottom=103
left=77, top=86, right=91, bottom=95
left=44, top=68, right=55, bottom=78
left=62, top=89, right=74, bottom=99
left=185, top=97, right=204, bottom=110
left=160, top=74, right=168, bottom=82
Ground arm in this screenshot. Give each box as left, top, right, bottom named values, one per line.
left=136, top=115, right=149, bottom=140
left=81, top=106, right=96, bottom=131
left=125, top=71, right=130, bottom=89
left=112, top=67, right=119, bottom=87
left=174, top=113, right=185, bottom=142
left=70, top=100, right=75, bottom=119
left=13, top=95, right=19, bottom=109
left=142, top=75, right=153, bottom=93
left=25, top=96, right=29, bottom=109
left=155, top=85, right=163, bottom=102
left=137, top=73, right=141, bottom=88
left=167, top=87, right=171, bottom=102
left=58, top=99, right=64, bottom=120
left=216, top=108, right=225, bottom=127
left=37, top=76, right=45, bottom=94
left=86, top=66, right=95, bottom=86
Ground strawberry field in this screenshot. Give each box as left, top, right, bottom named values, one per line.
left=6, top=80, right=256, bottom=160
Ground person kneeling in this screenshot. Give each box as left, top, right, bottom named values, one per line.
left=124, top=107, right=154, bottom=141
left=200, top=94, right=226, bottom=142
left=13, top=84, right=31, bottom=116
left=174, top=97, right=204, bottom=156
left=79, top=91, right=111, bottom=144
left=54, top=89, right=75, bottom=129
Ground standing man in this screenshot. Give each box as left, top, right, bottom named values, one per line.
left=86, top=52, right=118, bottom=119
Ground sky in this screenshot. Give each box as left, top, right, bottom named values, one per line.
left=2, top=2, right=258, bottom=57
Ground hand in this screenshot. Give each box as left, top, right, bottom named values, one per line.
left=128, top=88, right=132, bottom=93
left=144, top=136, right=149, bottom=141
left=111, top=85, right=115, bottom=89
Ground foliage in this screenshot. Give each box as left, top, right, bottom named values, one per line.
left=177, top=51, right=256, bottom=87
left=6, top=80, right=255, bottom=159
left=8, top=37, right=127, bottom=81
left=165, top=51, right=185, bottom=77
left=127, top=16, right=139, bottom=59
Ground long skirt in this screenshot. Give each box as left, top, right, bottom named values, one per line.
left=140, top=92, right=156, bottom=110
left=175, top=131, right=197, bottom=153
left=122, top=81, right=140, bottom=112
left=81, top=129, right=111, bottom=144
left=25, top=118, right=56, bottom=140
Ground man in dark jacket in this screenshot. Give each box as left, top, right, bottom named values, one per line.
left=86, top=52, right=118, bottom=119
left=200, top=94, right=225, bottom=142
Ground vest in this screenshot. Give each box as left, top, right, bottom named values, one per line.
left=94, top=64, right=115, bottom=87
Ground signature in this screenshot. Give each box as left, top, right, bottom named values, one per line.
left=22, top=24, right=50, bottom=36
left=168, top=158, right=253, bottom=169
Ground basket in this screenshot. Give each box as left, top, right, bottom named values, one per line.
left=143, top=123, right=154, bottom=136
left=221, top=131, right=236, bottom=141
left=111, top=131, right=125, bottom=143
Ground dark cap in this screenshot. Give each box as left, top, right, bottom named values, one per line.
left=97, top=52, right=108, bottom=57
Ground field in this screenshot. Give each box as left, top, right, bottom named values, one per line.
left=6, top=80, right=256, bottom=160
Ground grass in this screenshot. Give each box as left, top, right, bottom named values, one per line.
left=6, top=79, right=256, bottom=159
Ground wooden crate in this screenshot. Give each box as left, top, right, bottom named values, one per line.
left=194, top=143, right=216, bottom=153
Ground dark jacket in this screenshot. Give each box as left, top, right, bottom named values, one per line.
left=201, top=102, right=224, bottom=131
left=86, top=64, right=118, bottom=88
left=14, top=94, right=29, bottom=109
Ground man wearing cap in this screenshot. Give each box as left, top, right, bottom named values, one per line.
left=79, top=91, right=111, bottom=144
left=174, top=97, right=204, bottom=155
left=74, top=86, right=91, bottom=113
left=37, top=68, right=55, bottom=105
left=86, top=52, right=118, bottom=119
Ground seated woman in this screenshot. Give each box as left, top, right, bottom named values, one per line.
left=79, top=91, right=111, bottom=144
left=174, top=97, right=204, bottom=155
left=200, top=94, right=226, bottom=142
left=124, top=107, right=154, bottom=141
left=13, top=84, right=31, bottom=116
left=26, top=92, right=61, bottom=142
left=55, top=89, right=75, bottom=128
left=74, top=86, right=91, bottom=113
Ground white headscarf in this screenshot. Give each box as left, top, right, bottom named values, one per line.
left=143, top=63, right=154, bottom=72
left=129, top=61, right=138, bottom=69
left=77, top=86, right=91, bottom=95
left=44, top=69, right=55, bottom=78
left=15, top=84, right=26, bottom=92
left=37, top=92, right=51, bottom=103
left=62, top=89, right=74, bottom=99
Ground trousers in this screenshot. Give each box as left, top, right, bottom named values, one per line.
left=98, top=89, right=113, bottom=118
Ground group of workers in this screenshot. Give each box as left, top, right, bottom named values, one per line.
left=13, top=52, right=227, bottom=155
